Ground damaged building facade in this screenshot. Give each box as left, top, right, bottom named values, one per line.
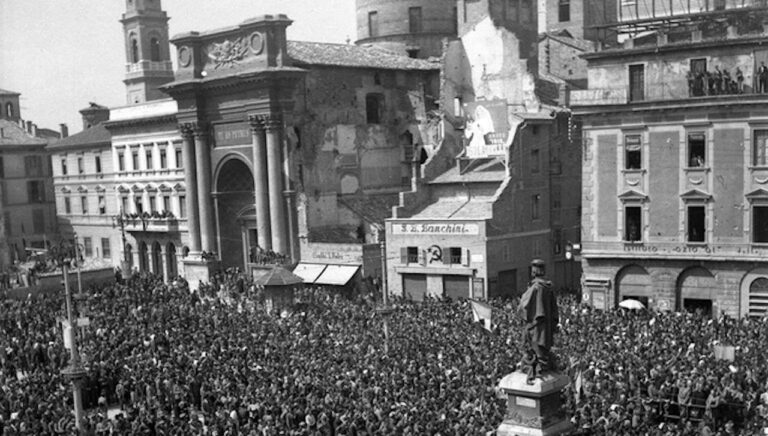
left=573, top=1, right=768, bottom=317
left=51, top=0, right=440, bottom=287
left=385, top=0, right=582, bottom=300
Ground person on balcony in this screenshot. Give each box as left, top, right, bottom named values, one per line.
left=759, top=61, right=768, bottom=93
left=736, top=67, right=744, bottom=94
left=713, top=66, right=723, bottom=95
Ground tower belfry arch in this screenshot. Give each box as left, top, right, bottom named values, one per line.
left=120, top=0, right=174, bottom=104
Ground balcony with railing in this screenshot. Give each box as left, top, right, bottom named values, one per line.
left=571, top=79, right=764, bottom=107
left=125, top=61, right=173, bottom=79
left=122, top=211, right=185, bottom=233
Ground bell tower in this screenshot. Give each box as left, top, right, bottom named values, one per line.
left=121, top=0, right=174, bottom=104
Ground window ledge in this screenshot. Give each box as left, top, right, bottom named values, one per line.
left=622, top=169, right=646, bottom=175
left=685, top=241, right=707, bottom=246
left=684, top=166, right=710, bottom=172
left=623, top=240, right=644, bottom=245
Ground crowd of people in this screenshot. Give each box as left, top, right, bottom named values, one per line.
left=687, top=66, right=745, bottom=97
left=2, top=271, right=768, bottom=435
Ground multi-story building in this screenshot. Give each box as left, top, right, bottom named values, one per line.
left=0, top=89, right=60, bottom=267
left=384, top=0, right=582, bottom=300
left=50, top=1, right=440, bottom=287
left=355, top=0, right=457, bottom=58
left=49, top=104, right=115, bottom=266
left=572, top=1, right=768, bottom=317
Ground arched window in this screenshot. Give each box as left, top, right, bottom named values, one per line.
left=5, top=103, right=13, bottom=118
left=150, top=38, right=161, bottom=61
left=749, top=277, right=768, bottom=317
left=131, top=38, right=139, bottom=63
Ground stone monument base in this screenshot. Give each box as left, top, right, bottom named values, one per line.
left=496, top=371, right=572, bottom=436
left=183, top=256, right=220, bottom=291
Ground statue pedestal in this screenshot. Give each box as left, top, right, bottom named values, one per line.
left=182, top=257, right=220, bottom=291
left=496, top=371, right=572, bottom=436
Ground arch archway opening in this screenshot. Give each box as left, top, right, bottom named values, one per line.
left=215, top=158, right=255, bottom=269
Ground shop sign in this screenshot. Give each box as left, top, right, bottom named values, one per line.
left=392, top=222, right=480, bottom=236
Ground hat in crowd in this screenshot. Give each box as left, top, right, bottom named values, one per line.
left=531, top=259, right=545, bottom=267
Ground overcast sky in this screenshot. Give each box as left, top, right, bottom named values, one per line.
left=0, top=0, right=357, bottom=135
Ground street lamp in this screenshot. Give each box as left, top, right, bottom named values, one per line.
left=112, top=208, right=132, bottom=279
left=47, top=237, right=87, bottom=432
left=374, top=225, right=395, bottom=355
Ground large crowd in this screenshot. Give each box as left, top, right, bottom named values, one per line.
left=1, top=271, right=768, bottom=435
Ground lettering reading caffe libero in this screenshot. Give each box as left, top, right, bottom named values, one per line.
left=393, top=222, right=480, bottom=235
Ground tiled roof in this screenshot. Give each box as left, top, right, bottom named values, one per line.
left=287, top=41, right=440, bottom=71
left=48, top=123, right=111, bottom=150
left=412, top=198, right=495, bottom=220
left=0, top=119, right=47, bottom=146
left=338, top=194, right=400, bottom=225
left=253, top=266, right=303, bottom=286
left=0, top=88, right=20, bottom=96
left=429, top=158, right=507, bottom=184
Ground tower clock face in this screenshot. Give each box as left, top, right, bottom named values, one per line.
left=178, top=46, right=192, bottom=67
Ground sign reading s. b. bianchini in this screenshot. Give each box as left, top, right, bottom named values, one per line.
left=392, top=222, right=480, bottom=236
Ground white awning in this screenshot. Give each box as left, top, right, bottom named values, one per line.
left=314, top=265, right=360, bottom=286
left=292, top=263, right=327, bottom=284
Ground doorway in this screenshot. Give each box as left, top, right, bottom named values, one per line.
left=215, top=158, right=255, bottom=269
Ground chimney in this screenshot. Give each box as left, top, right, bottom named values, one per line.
left=32, top=124, right=38, bottom=137
left=80, top=103, right=110, bottom=130
left=60, top=123, right=69, bottom=138
left=25, top=120, right=32, bottom=134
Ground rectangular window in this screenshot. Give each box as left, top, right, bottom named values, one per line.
left=449, top=247, right=462, bottom=264
left=159, top=149, right=167, bottom=169
left=688, top=132, right=706, bottom=167
left=121, top=196, right=128, bottom=214
left=98, top=195, right=106, bottom=215
left=95, top=154, right=102, bottom=173
left=64, top=197, right=71, bottom=214
left=24, top=156, right=43, bottom=177
left=81, top=196, right=88, bottom=215
left=77, top=156, right=84, bottom=174
left=0, top=157, right=3, bottom=178
left=690, top=58, right=707, bottom=96
left=625, top=206, right=642, bottom=241
left=366, top=94, right=384, bottom=124
left=629, top=64, right=645, bottom=102
left=83, top=237, right=93, bottom=258
left=145, top=149, right=153, bottom=170
left=178, top=195, right=186, bottom=218
left=688, top=206, right=706, bottom=242
left=532, top=194, right=540, bottom=220
left=27, top=180, right=44, bottom=203
left=558, top=0, right=570, bottom=21
left=753, top=130, right=768, bottom=166
left=118, top=152, right=125, bottom=172
left=3, top=213, right=10, bottom=235
left=175, top=147, right=182, bottom=168
left=149, top=195, right=156, bottom=213
left=409, top=7, right=423, bottom=33
left=754, top=206, right=768, bottom=243
left=531, top=149, right=540, bottom=173
left=101, top=238, right=111, bottom=259
left=506, top=0, right=519, bottom=21
left=368, top=11, right=379, bottom=37
left=407, top=246, right=419, bottom=263
left=132, top=150, right=139, bottom=171
left=625, top=135, right=642, bottom=169
left=163, top=195, right=171, bottom=213
left=135, top=197, right=144, bottom=214
left=32, top=209, right=44, bottom=234
left=61, top=158, right=68, bottom=175
left=520, top=0, right=532, bottom=22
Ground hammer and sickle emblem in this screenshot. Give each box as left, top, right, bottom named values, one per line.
left=427, top=245, right=443, bottom=264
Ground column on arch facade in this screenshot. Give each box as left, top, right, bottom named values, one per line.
left=264, top=114, right=288, bottom=255
left=193, top=125, right=215, bottom=254
left=179, top=123, right=201, bottom=253
left=248, top=115, right=272, bottom=251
